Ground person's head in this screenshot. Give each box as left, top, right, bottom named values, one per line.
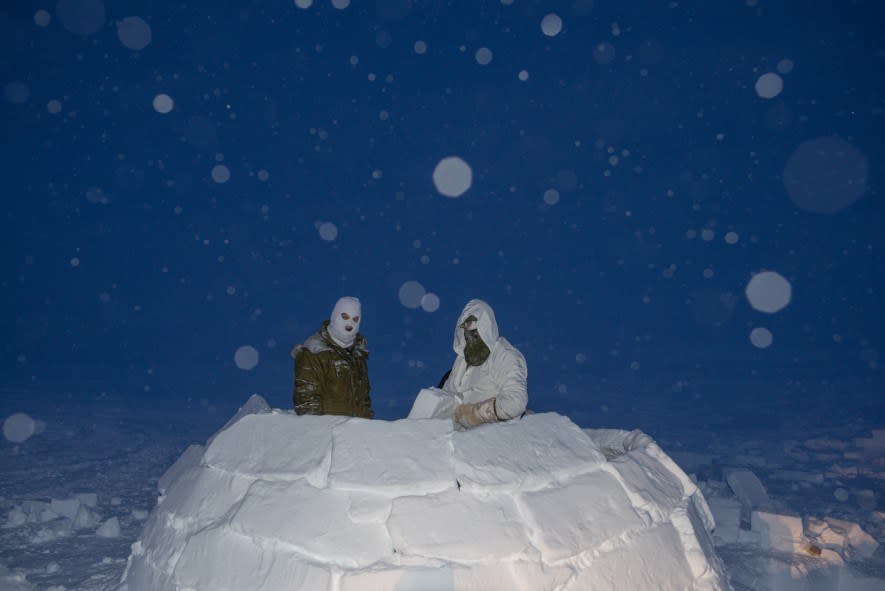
left=328, top=296, right=361, bottom=348
left=453, top=299, right=498, bottom=366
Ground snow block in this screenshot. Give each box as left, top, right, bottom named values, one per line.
left=453, top=413, right=605, bottom=492
left=751, top=511, right=805, bottom=553
left=328, top=417, right=455, bottom=495
left=121, top=399, right=730, bottom=591
left=725, top=468, right=771, bottom=521
left=708, top=496, right=742, bottom=545
left=203, top=412, right=345, bottom=486
left=158, top=443, right=204, bottom=494
left=407, top=387, right=460, bottom=419
left=206, top=393, right=272, bottom=447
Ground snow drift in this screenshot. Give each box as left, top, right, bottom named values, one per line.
left=118, top=396, right=730, bottom=590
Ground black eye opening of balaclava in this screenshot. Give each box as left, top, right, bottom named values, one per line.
left=462, top=315, right=491, bottom=366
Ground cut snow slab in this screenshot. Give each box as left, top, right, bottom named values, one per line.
left=120, top=403, right=730, bottom=590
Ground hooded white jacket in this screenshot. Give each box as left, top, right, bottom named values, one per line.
left=442, top=299, right=528, bottom=420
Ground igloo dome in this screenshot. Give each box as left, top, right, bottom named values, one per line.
left=118, top=397, right=729, bottom=590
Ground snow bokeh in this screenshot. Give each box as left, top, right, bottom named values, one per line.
left=152, top=93, right=174, bottom=113
left=317, top=221, right=338, bottom=241
left=475, top=47, right=493, bottom=66
left=420, top=292, right=440, bottom=312
left=234, top=345, right=260, bottom=370
left=3, top=413, right=37, bottom=443
left=754, top=72, right=783, bottom=99
left=34, top=9, right=52, bottom=27
left=749, top=327, right=773, bottom=349
left=745, top=271, right=792, bottom=314
left=783, top=136, right=868, bottom=214
left=211, top=164, right=231, bottom=184
left=4, top=82, right=29, bottom=105
left=541, top=14, right=563, bottom=37
left=116, top=16, right=152, bottom=50
left=432, top=157, right=472, bottom=198
left=398, top=280, right=425, bottom=309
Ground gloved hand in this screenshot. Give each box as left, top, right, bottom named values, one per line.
left=453, top=398, right=499, bottom=430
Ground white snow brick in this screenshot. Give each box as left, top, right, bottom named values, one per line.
left=329, top=417, right=455, bottom=495
left=229, top=480, right=392, bottom=568
left=751, top=511, right=805, bottom=553
left=453, top=413, right=605, bottom=492
left=96, top=516, right=120, bottom=538
left=204, top=413, right=346, bottom=487
left=160, top=466, right=252, bottom=530
left=206, top=393, right=273, bottom=446
left=158, top=443, right=204, bottom=494
left=346, top=491, right=393, bottom=524
left=72, top=504, right=101, bottom=529
left=49, top=498, right=81, bottom=520
left=565, top=524, right=694, bottom=591
left=174, top=527, right=332, bottom=591
left=725, top=468, right=771, bottom=520
left=340, top=562, right=573, bottom=591
left=407, top=387, right=460, bottom=419
left=707, top=497, right=742, bottom=545
left=808, top=517, right=880, bottom=559
left=387, top=490, right=532, bottom=563
left=606, top=451, right=683, bottom=524
left=517, top=469, right=646, bottom=563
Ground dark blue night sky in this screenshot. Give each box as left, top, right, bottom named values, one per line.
left=2, top=0, right=882, bottom=433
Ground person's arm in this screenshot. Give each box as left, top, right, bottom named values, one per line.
left=294, top=350, right=324, bottom=415
left=490, top=347, right=528, bottom=420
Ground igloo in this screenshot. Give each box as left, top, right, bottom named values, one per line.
left=118, top=396, right=730, bottom=590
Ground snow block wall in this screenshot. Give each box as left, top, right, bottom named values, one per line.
left=118, top=407, right=730, bottom=591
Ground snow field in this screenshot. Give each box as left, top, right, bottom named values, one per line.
left=120, top=403, right=729, bottom=590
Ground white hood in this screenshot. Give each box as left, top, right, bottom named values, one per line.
left=452, top=299, right=499, bottom=356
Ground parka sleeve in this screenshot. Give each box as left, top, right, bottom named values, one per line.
left=491, top=346, right=528, bottom=420
left=294, top=349, right=324, bottom=415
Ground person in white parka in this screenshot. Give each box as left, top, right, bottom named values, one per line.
left=443, top=299, right=528, bottom=429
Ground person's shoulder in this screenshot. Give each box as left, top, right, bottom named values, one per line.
left=293, top=332, right=332, bottom=358
left=493, top=337, right=526, bottom=365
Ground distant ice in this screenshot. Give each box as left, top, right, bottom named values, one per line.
left=398, top=280, right=425, bottom=309
left=783, top=136, right=868, bottom=214
left=745, top=271, right=791, bottom=313
left=432, top=156, right=472, bottom=198
left=540, top=14, right=563, bottom=37
left=211, top=164, right=231, bottom=184
left=234, top=345, right=259, bottom=371
left=420, top=292, right=440, bottom=312
left=57, top=0, right=106, bottom=37
left=475, top=47, right=493, bottom=66
left=3, top=413, right=37, bottom=443
left=318, top=222, right=338, bottom=241
left=34, top=9, right=52, bottom=27
left=754, top=72, right=783, bottom=99
left=749, top=327, right=773, bottom=349
left=4, top=82, right=29, bottom=104
left=152, top=93, right=174, bottom=114
left=117, top=16, right=151, bottom=50
left=96, top=517, right=120, bottom=538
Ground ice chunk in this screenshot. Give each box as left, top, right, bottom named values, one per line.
left=808, top=517, right=880, bottom=559
left=76, top=492, right=98, bottom=507
left=50, top=498, right=81, bottom=520
left=204, top=413, right=346, bottom=486
left=206, top=394, right=271, bottom=446
left=96, top=517, right=120, bottom=538
left=328, top=418, right=455, bottom=495
left=725, top=468, right=771, bottom=520
left=707, top=497, right=742, bottom=545
left=5, top=506, right=26, bottom=527
left=72, top=504, right=101, bottom=529
left=158, top=443, right=204, bottom=494
left=388, top=490, right=531, bottom=563
left=750, top=511, right=804, bottom=553
left=228, top=480, right=391, bottom=568
left=518, top=470, right=647, bottom=563
left=453, top=413, right=604, bottom=492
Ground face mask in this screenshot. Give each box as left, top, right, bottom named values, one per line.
left=328, top=297, right=361, bottom=348
left=462, top=317, right=490, bottom=366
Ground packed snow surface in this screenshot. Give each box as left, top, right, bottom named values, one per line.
left=119, top=404, right=729, bottom=590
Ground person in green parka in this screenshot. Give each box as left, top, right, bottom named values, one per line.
left=291, top=296, right=374, bottom=418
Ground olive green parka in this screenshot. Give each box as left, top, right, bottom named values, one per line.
left=291, top=321, right=374, bottom=418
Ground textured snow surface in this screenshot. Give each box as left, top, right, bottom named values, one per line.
left=119, top=409, right=729, bottom=590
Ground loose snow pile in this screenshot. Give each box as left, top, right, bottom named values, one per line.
left=118, top=395, right=728, bottom=590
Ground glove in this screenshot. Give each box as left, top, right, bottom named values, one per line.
left=453, top=398, right=499, bottom=430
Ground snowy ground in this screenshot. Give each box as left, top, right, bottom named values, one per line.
left=1, top=385, right=882, bottom=590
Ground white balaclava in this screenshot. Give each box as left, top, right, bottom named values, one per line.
left=328, top=296, right=362, bottom=348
